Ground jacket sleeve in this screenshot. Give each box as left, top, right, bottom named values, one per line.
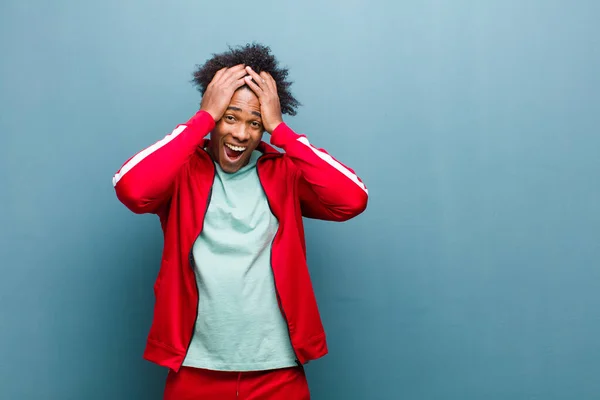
left=112, top=110, right=215, bottom=214
left=269, top=122, right=368, bottom=221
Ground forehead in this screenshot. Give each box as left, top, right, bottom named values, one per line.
left=228, top=88, right=260, bottom=110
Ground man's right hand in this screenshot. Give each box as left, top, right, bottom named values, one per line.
left=200, top=64, right=248, bottom=121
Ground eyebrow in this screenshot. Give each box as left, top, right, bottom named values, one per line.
left=226, top=106, right=262, bottom=119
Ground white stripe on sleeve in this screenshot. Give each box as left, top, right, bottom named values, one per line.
left=112, top=125, right=187, bottom=187
left=297, top=136, right=368, bottom=195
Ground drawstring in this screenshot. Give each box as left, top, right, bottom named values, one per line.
left=236, top=372, right=242, bottom=399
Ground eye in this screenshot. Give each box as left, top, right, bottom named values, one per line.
left=251, top=121, right=262, bottom=128
left=224, top=115, right=235, bottom=122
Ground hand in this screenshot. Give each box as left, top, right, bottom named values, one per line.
left=243, top=66, right=284, bottom=133
left=200, top=64, right=248, bottom=121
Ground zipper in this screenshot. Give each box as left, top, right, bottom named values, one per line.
left=182, top=148, right=216, bottom=363
left=256, top=154, right=301, bottom=364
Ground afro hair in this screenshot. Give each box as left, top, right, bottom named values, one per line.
left=192, top=43, right=300, bottom=116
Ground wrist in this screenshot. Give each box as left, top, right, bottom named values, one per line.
left=187, top=109, right=217, bottom=131
left=269, top=120, right=284, bottom=134
left=270, top=121, right=298, bottom=147
left=200, top=108, right=219, bottom=122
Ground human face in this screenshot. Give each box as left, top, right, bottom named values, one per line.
left=208, top=88, right=264, bottom=173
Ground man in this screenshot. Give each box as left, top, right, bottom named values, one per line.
left=113, top=43, right=368, bottom=399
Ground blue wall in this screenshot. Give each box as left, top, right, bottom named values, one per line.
left=1, top=1, right=599, bottom=399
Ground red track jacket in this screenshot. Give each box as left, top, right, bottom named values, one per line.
left=113, top=110, right=368, bottom=371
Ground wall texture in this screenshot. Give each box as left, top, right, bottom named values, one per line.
left=1, top=0, right=599, bottom=398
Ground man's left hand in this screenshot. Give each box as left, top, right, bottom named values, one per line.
left=244, top=66, right=284, bottom=133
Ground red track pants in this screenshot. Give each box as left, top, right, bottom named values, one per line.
left=164, top=366, right=310, bottom=400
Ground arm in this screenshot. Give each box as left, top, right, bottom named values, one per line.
left=243, top=66, right=368, bottom=221
left=270, top=123, right=368, bottom=221
left=113, top=64, right=248, bottom=214
left=112, top=111, right=215, bottom=214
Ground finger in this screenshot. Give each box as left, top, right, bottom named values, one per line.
left=245, top=66, right=267, bottom=88
left=214, top=67, right=227, bottom=78
left=260, top=71, right=277, bottom=92
left=225, top=64, right=246, bottom=75
left=226, top=68, right=250, bottom=85
left=209, top=67, right=227, bottom=85
left=258, top=72, right=277, bottom=97
left=266, top=72, right=277, bottom=87
left=232, top=77, right=247, bottom=90
left=244, top=75, right=264, bottom=97
left=215, top=64, right=245, bottom=84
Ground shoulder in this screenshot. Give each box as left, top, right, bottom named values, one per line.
left=258, top=151, right=299, bottom=179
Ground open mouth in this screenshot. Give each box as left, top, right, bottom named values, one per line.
left=224, top=142, right=247, bottom=162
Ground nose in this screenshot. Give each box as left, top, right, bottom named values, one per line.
left=230, top=124, right=250, bottom=142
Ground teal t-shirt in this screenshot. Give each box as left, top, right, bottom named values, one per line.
left=182, top=151, right=297, bottom=371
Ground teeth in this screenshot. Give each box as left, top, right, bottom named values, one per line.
left=225, top=143, right=246, bottom=152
